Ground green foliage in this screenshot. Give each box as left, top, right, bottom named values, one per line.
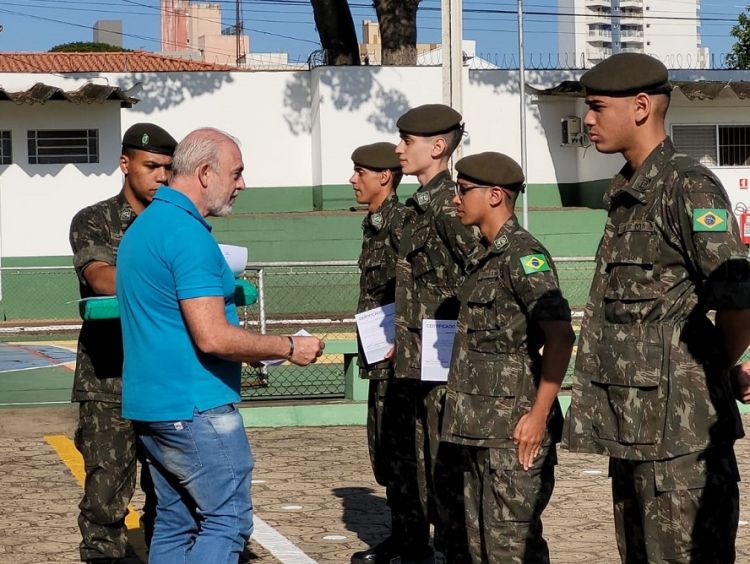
left=49, top=42, right=132, bottom=53
left=726, top=7, right=750, bottom=69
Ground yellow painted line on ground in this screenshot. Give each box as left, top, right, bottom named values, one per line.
left=45, top=434, right=141, bottom=530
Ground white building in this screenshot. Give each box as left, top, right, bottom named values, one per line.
left=558, top=0, right=709, bottom=68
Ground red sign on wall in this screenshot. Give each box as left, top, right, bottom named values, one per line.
left=741, top=178, right=749, bottom=190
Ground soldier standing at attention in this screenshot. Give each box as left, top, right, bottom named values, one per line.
left=442, top=152, right=574, bottom=563
left=69, top=123, right=177, bottom=564
left=563, top=53, right=750, bottom=563
left=347, top=143, right=418, bottom=564
left=392, top=104, right=479, bottom=563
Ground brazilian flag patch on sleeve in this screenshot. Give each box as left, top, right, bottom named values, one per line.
left=692, top=208, right=727, bottom=232
left=520, top=254, right=550, bottom=275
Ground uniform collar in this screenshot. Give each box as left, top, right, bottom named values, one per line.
left=606, top=137, right=675, bottom=207
left=467, top=215, right=515, bottom=272
left=363, top=192, right=399, bottom=232
left=153, top=186, right=212, bottom=231
left=408, top=169, right=452, bottom=211
left=114, top=191, right=136, bottom=228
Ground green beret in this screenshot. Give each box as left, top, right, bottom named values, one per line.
left=581, top=53, right=671, bottom=97
left=455, top=152, right=525, bottom=191
left=397, top=104, right=463, bottom=136
left=351, top=142, right=401, bottom=171
left=122, top=123, right=177, bottom=156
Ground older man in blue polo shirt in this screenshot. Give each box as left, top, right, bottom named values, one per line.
left=116, top=128, right=324, bottom=564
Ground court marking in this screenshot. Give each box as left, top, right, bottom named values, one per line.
left=45, top=434, right=141, bottom=530
left=45, top=434, right=317, bottom=563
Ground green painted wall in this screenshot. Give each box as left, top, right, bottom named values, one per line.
left=0, top=182, right=608, bottom=320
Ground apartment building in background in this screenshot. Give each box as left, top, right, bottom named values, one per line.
left=160, top=0, right=249, bottom=65
left=558, top=0, right=709, bottom=68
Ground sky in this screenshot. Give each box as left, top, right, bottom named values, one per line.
left=0, top=0, right=747, bottom=66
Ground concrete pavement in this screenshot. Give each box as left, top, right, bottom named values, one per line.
left=1, top=405, right=750, bottom=563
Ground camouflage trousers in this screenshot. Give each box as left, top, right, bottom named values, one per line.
left=463, top=445, right=555, bottom=564
left=367, top=379, right=431, bottom=552
left=75, top=400, right=156, bottom=561
left=610, top=447, right=740, bottom=564
left=416, top=382, right=471, bottom=563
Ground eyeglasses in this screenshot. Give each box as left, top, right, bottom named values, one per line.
left=453, top=182, right=491, bottom=200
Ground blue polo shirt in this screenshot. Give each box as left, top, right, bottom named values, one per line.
left=117, top=187, right=241, bottom=422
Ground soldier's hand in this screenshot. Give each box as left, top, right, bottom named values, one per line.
left=384, top=346, right=395, bottom=359
left=731, top=362, right=750, bottom=404
left=513, top=410, right=546, bottom=471
left=289, top=336, right=325, bottom=366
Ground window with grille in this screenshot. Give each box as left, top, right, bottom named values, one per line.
left=672, top=124, right=750, bottom=168
left=0, top=131, right=11, bottom=165
left=27, top=129, right=99, bottom=165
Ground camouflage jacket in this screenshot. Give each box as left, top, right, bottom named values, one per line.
left=69, top=192, right=136, bottom=403
left=394, top=170, right=480, bottom=380
left=442, top=216, right=571, bottom=448
left=357, top=193, right=413, bottom=380
left=564, top=138, right=750, bottom=460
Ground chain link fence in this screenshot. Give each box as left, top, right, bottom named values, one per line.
left=0, top=258, right=600, bottom=399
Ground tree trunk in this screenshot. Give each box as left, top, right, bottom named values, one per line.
left=375, top=0, right=420, bottom=65
left=310, top=0, right=361, bottom=65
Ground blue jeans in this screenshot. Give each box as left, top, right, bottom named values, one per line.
left=136, top=404, right=253, bottom=564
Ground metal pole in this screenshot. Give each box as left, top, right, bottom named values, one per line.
left=517, top=0, right=529, bottom=229
left=256, top=267, right=268, bottom=379
left=442, top=0, right=464, bottom=162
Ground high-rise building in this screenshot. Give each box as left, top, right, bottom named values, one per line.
left=161, top=0, right=249, bottom=66
left=558, top=0, right=709, bottom=68
left=93, top=20, right=123, bottom=48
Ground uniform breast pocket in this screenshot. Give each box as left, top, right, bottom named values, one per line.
left=603, top=222, right=661, bottom=301
left=591, top=324, right=668, bottom=445
left=363, top=244, right=390, bottom=292
left=408, top=225, right=437, bottom=285
left=465, top=281, right=500, bottom=353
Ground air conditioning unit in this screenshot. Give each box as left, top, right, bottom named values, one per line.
left=561, top=116, right=589, bottom=147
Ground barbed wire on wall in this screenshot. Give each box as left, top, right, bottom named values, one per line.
left=308, top=49, right=747, bottom=71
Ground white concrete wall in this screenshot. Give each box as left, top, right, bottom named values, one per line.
left=1, top=67, right=749, bottom=258
left=0, top=100, right=122, bottom=258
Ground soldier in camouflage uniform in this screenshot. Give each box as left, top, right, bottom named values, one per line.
left=69, top=123, right=177, bottom=564
left=393, top=104, right=479, bottom=563
left=347, top=143, right=423, bottom=564
left=442, top=152, right=574, bottom=563
left=563, top=53, right=750, bottom=563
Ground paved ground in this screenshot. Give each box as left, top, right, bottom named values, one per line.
left=1, top=406, right=750, bottom=563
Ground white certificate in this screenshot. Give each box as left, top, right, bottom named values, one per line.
left=218, top=244, right=248, bottom=277
left=420, top=319, right=457, bottom=382
left=354, top=303, right=396, bottom=365
left=260, top=329, right=312, bottom=366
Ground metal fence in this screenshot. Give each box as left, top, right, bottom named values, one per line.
left=238, top=258, right=596, bottom=399
left=0, top=259, right=598, bottom=399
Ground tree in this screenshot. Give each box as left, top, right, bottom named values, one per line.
left=49, top=42, right=131, bottom=53
left=310, top=0, right=360, bottom=65
left=726, top=6, right=750, bottom=69
left=374, top=0, right=420, bottom=65
left=308, top=0, right=421, bottom=65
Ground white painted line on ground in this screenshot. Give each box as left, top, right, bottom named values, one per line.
left=582, top=470, right=603, bottom=475
left=0, top=400, right=71, bottom=406
left=252, top=479, right=267, bottom=484
left=253, top=514, right=317, bottom=564
left=0, top=362, right=75, bottom=374
left=281, top=504, right=303, bottom=510
left=740, top=520, right=748, bottom=526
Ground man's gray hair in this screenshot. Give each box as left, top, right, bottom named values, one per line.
left=172, top=127, right=240, bottom=178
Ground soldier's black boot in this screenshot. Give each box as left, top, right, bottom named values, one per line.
left=351, top=536, right=400, bottom=564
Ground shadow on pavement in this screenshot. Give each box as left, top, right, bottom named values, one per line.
left=333, top=486, right=390, bottom=546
